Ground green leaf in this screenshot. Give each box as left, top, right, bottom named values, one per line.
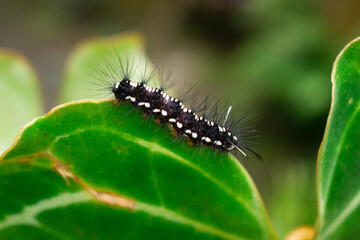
left=1, top=100, right=276, bottom=240
left=58, top=32, right=147, bottom=104
left=317, top=37, right=360, bottom=239
left=0, top=50, right=43, bottom=154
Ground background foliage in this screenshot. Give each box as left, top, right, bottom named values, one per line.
left=0, top=0, right=360, bottom=238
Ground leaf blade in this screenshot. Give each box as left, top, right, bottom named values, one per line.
left=1, top=100, right=276, bottom=240
left=317, top=37, right=360, bottom=239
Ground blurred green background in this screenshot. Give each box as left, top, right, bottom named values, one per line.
left=0, top=0, right=359, bottom=238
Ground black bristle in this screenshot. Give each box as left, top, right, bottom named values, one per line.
left=93, top=49, right=261, bottom=160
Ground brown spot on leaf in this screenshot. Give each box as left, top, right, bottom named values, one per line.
left=86, top=187, right=135, bottom=210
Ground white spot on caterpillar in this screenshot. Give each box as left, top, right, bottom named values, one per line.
left=125, top=96, right=131, bottom=100
left=115, top=83, right=120, bottom=89
left=169, top=118, right=176, bottom=123
left=233, top=136, right=238, bottom=141
left=171, top=97, right=174, bottom=101
left=191, top=132, right=198, bottom=138
left=153, top=109, right=160, bottom=113
left=215, top=141, right=222, bottom=146
left=176, top=122, right=183, bottom=128
left=130, top=97, right=136, bottom=102
left=185, top=130, right=192, bottom=134
left=144, top=102, right=150, bottom=108
left=183, top=108, right=188, bottom=113
left=228, top=145, right=234, bottom=150
left=138, top=102, right=145, bottom=106
left=161, top=110, right=168, bottom=116
left=205, top=137, right=211, bottom=143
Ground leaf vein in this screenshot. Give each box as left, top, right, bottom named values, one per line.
left=0, top=191, right=91, bottom=231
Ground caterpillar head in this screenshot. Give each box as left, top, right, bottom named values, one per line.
left=112, top=79, right=131, bottom=100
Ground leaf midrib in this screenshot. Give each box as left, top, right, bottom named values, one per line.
left=320, top=188, right=360, bottom=239
left=0, top=191, right=92, bottom=231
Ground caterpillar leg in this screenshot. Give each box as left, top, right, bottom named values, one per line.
left=171, top=130, right=179, bottom=137
left=155, top=118, right=161, bottom=125
left=114, top=98, right=120, bottom=105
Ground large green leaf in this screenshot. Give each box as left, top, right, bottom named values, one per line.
left=0, top=50, right=43, bottom=154
left=317, top=37, right=360, bottom=239
left=0, top=100, right=276, bottom=240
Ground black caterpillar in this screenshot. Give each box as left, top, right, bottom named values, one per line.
left=94, top=52, right=261, bottom=159
left=110, top=78, right=260, bottom=159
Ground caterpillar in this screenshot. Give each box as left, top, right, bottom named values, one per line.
left=95, top=52, right=261, bottom=159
